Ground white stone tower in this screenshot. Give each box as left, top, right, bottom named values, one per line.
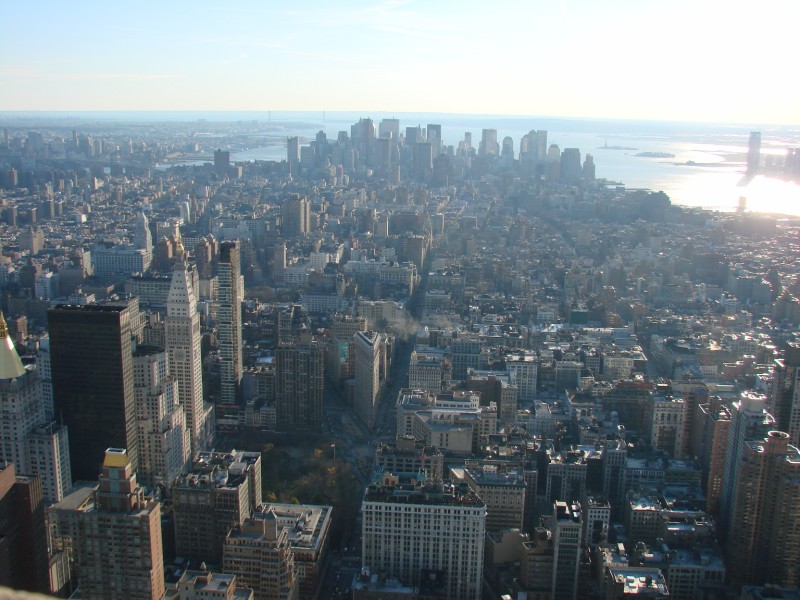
left=165, top=256, right=214, bottom=452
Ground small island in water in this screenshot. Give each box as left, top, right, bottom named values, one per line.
left=635, top=151, right=676, bottom=158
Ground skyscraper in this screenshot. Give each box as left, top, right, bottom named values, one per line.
left=426, top=124, right=442, bottom=156
left=223, top=509, right=299, bottom=600
left=405, top=125, right=422, bottom=145
left=49, top=448, right=165, bottom=600
left=582, top=153, right=596, bottom=181
left=133, top=346, right=191, bottom=490
left=726, top=431, right=800, bottom=587
left=0, top=325, right=72, bottom=505
left=172, top=450, right=262, bottom=563
left=135, top=211, right=153, bottom=254
left=560, top=148, right=582, bottom=184
left=272, top=241, right=287, bottom=283
left=770, top=342, right=800, bottom=445
left=747, top=131, right=761, bottom=173
left=361, top=471, right=486, bottom=600
left=166, top=256, right=214, bottom=451
left=718, top=390, right=774, bottom=540
left=378, top=118, right=400, bottom=140
left=354, top=331, right=381, bottom=429
left=275, top=339, right=325, bottom=432
left=0, top=464, right=50, bottom=594
left=218, top=241, right=243, bottom=406
left=412, top=142, right=433, bottom=180
left=281, top=195, right=311, bottom=237
left=25, top=420, right=71, bottom=505
left=479, top=129, right=499, bottom=156
left=501, top=136, right=514, bottom=158
left=534, top=130, right=548, bottom=161
left=0, top=312, right=43, bottom=472
left=287, top=136, right=300, bottom=176
left=551, top=501, right=582, bottom=600
left=48, top=304, right=139, bottom=481
left=214, top=149, right=231, bottom=175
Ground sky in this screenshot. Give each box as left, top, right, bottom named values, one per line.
left=1, top=0, right=798, bottom=124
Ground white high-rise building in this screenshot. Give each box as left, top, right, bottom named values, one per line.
left=133, top=347, right=191, bottom=489
left=647, top=394, right=687, bottom=458
left=135, top=211, right=153, bottom=253
left=506, top=352, right=538, bottom=402
left=354, top=331, right=381, bottom=428
left=180, top=199, right=192, bottom=225
left=0, top=314, right=71, bottom=503
left=0, top=314, right=42, bottom=473
left=165, top=256, right=214, bottom=452
left=362, top=471, right=486, bottom=600
left=25, top=421, right=71, bottom=504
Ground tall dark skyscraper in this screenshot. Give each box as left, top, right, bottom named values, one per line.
left=275, top=339, right=325, bottom=431
left=48, top=304, right=138, bottom=481
left=218, top=241, right=243, bottom=406
left=405, top=125, right=422, bottom=145
left=214, top=149, right=230, bottom=175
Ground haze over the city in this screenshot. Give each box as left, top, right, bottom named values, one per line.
left=2, top=0, right=799, bottom=125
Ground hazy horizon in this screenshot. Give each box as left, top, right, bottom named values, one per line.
left=1, top=110, right=797, bottom=131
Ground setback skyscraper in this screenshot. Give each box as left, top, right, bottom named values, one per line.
left=49, top=448, right=165, bottom=600
left=132, top=346, right=191, bottom=490
left=165, top=255, right=214, bottom=451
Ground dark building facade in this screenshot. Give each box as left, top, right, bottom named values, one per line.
left=0, top=464, right=50, bottom=594
left=275, top=339, right=325, bottom=431
left=48, top=304, right=138, bottom=481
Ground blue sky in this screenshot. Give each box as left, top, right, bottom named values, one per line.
left=2, top=0, right=798, bottom=124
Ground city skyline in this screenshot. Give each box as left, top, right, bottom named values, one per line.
left=2, top=0, right=799, bottom=125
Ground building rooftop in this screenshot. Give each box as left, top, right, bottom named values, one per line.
left=464, top=466, right=526, bottom=487
left=629, top=497, right=662, bottom=511
left=364, top=472, right=484, bottom=508
left=742, top=586, right=800, bottom=600
left=352, top=568, right=416, bottom=595
left=607, top=567, right=669, bottom=596
left=256, top=502, right=332, bottom=551
left=50, top=303, right=129, bottom=313
left=668, top=547, right=724, bottom=570
left=50, top=483, right=96, bottom=512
